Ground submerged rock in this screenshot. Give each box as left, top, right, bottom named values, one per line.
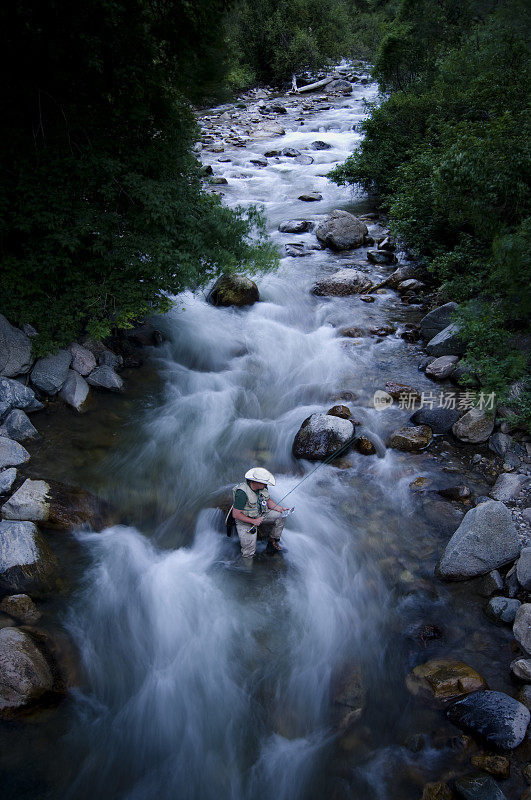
left=406, top=659, right=487, bottom=703
left=0, top=315, right=33, bottom=378
left=207, top=273, right=259, bottom=307
left=31, top=349, right=72, bottom=395
left=436, top=500, right=520, bottom=580
left=388, top=425, right=432, bottom=451
left=292, top=413, right=355, bottom=461
left=312, top=269, right=372, bottom=297
left=447, top=690, right=530, bottom=749
left=1, top=478, right=114, bottom=531
left=0, top=520, right=59, bottom=595
left=315, top=210, right=368, bottom=251
left=0, top=627, right=54, bottom=715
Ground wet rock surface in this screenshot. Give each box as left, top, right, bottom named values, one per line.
left=292, top=413, right=355, bottom=461
left=447, top=690, right=530, bottom=749
left=207, top=273, right=260, bottom=307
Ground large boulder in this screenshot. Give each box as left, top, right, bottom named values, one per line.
left=0, top=437, right=30, bottom=469
left=0, top=315, right=33, bottom=378
left=0, top=520, right=59, bottom=595
left=436, top=500, right=520, bottom=581
left=59, top=370, right=89, bottom=411
left=452, top=407, right=495, bottom=443
left=420, top=303, right=459, bottom=341
left=207, top=273, right=260, bottom=307
left=31, top=349, right=72, bottom=395
left=425, top=355, right=459, bottom=380
left=68, top=343, right=97, bottom=376
left=0, top=409, right=39, bottom=441
left=411, top=406, right=462, bottom=434
left=292, top=413, right=355, bottom=461
left=312, top=269, right=372, bottom=297
left=388, top=425, right=432, bottom=451
left=315, top=210, right=368, bottom=251
left=447, top=690, right=530, bottom=750
left=426, top=323, right=465, bottom=357
left=0, top=628, right=54, bottom=715
left=406, top=659, right=487, bottom=704
left=1, top=478, right=114, bottom=531
left=86, top=365, right=123, bottom=392
left=513, top=604, right=531, bottom=655
left=0, top=377, right=43, bottom=413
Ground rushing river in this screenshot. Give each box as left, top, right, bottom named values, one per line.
left=3, top=73, right=522, bottom=800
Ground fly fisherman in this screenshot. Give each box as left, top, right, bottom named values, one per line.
left=231, top=467, right=289, bottom=559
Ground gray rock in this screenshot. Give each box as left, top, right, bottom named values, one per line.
left=366, top=249, right=396, bottom=265
left=513, top=604, right=531, bottom=654
left=0, top=377, right=43, bottom=413
left=0, top=409, right=39, bottom=441
left=486, top=596, right=521, bottom=624
left=97, top=349, right=123, bottom=370
left=326, top=79, right=353, bottom=94
left=298, top=192, right=322, bottom=202
left=310, top=140, right=332, bottom=150
left=426, top=323, right=465, bottom=357
left=516, top=547, right=531, bottom=590
left=383, top=263, right=419, bottom=288
left=312, top=269, right=372, bottom=297
left=315, top=210, right=368, bottom=251
left=452, top=407, right=495, bottom=444
left=0, top=594, right=41, bottom=623
left=2, top=479, right=50, bottom=522
left=425, top=355, right=459, bottom=380
left=0, top=315, right=33, bottom=378
left=454, top=773, right=507, bottom=800
left=388, top=425, right=433, bottom=451
left=292, top=413, right=355, bottom=461
left=278, top=220, right=314, bottom=233
left=68, top=343, right=96, bottom=376
left=504, top=565, right=520, bottom=598
left=281, top=147, right=301, bottom=157
left=86, top=365, right=124, bottom=392
left=207, top=273, right=259, bottom=307
left=517, top=685, right=531, bottom=709
left=249, top=157, right=267, bottom=167
left=0, top=627, right=53, bottom=713
left=0, top=401, right=9, bottom=420
left=436, top=500, right=520, bottom=580
left=411, top=406, right=462, bottom=434
left=59, top=370, right=89, bottom=411
left=0, top=520, right=58, bottom=595
left=489, top=473, right=529, bottom=502
left=511, top=658, right=531, bottom=682
left=0, top=468, right=17, bottom=494
left=0, top=437, right=30, bottom=469
left=489, top=432, right=513, bottom=459
left=31, top=349, right=71, bottom=395
left=250, top=121, right=285, bottom=138
left=294, top=155, right=314, bottom=166
left=478, top=569, right=504, bottom=597
left=447, top=690, right=530, bottom=749
left=420, top=303, right=459, bottom=341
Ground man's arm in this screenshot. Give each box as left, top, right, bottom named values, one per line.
left=267, top=498, right=287, bottom=512
left=232, top=508, right=263, bottom=525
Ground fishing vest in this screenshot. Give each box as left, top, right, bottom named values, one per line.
left=232, top=481, right=270, bottom=519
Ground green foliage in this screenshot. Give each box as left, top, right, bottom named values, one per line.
left=330, top=0, right=531, bottom=425
left=0, top=0, right=277, bottom=356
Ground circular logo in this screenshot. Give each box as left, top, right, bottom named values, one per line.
left=373, top=390, right=393, bottom=411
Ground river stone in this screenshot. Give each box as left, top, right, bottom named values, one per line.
left=453, top=773, right=507, bottom=800
left=68, top=343, right=96, bottom=376
left=295, top=155, right=315, bottom=165
left=1, top=477, right=114, bottom=531
left=312, top=269, right=372, bottom=297
left=281, top=147, right=301, bottom=157
left=420, top=303, right=459, bottom=341
left=0, top=315, right=33, bottom=378
left=452, top=407, right=495, bottom=444
left=315, top=210, right=368, bottom=251
left=0, top=594, right=41, bottom=623
left=398, top=278, right=425, bottom=294
left=411, top=406, right=463, bottom=434
left=470, top=754, right=510, bottom=779
left=447, top=690, right=530, bottom=749
left=511, top=658, right=531, bottom=682
left=489, top=473, right=529, bottom=502
left=0, top=520, right=58, bottom=595
left=207, top=273, right=259, bottom=307
left=341, top=326, right=365, bottom=338
left=292, top=413, right=355, bottom=461
left=421, top=783, right=453, bottom=800
left=388, top=425, right=432, bottom=451
left=0, top=627, right=54, bottom=714
left=380, top=264, right=419, bottom=290
left=366, top=249, right=396, bottom=265
left=516, top=548, right=531, bottom=591
left=86, top=365, right=124, bottom=392
left=327, top=405, right=351, bottom=419
left=298, top=192, right=322, bottom=202
left=59, top=369, right=90, bottom=412
left=0, top=437, right=30, bottom=469
left=517, top=685, right=531, bottom=709
left=478, top=570, right=504, bottom=597
left=31, top=349, right=72, bottom=395
left=249, top=157, right=267, bottom=167
left=311, top=140, right=332, bottom=150
left=406, top=660, right=487, bottom=703
left=486, top=596, right=521, bottom=624
left=354, top=435, right=376, bottom=455
left=0, top=468, right=17, bottom=495
left=514, top=604, right=531, bottom=654
left=426, top=323, right=465, bottom=357
left=425, top=355, right=459, bottom=380
left=97, top=349, right=123, bottom=370
left=437, top=501, right=520, bottom=580
left=326, top=79, right=353, bottom=94
left=0, top=377, right=43, bottom=413
left=0, top=409, right=39, bottom=441
left=279, top=220, right=313, bottom=233
left=250, top=121, right=285, bottom=138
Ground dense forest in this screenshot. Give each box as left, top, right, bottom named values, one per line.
left=1, top=0, right=529, bottom=420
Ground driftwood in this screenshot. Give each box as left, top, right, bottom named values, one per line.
left=296, top=77, right=333, bottom=94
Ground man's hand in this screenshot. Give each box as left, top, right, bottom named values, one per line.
left=254, top=516, right=264, bottom=526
